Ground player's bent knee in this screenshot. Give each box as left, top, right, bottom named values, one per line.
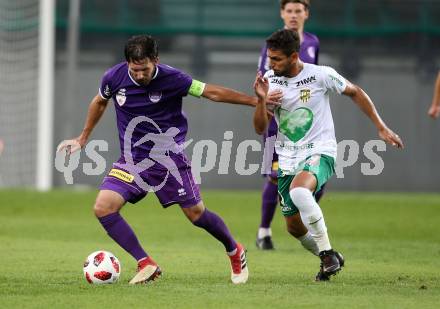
left=94, top=201, right=109, bottom=218
left=94, top=199, right=118, bottom=218
left=184, top=202, right=205, bottom=223
left=290, top=187, right=324, bottom=229
left=93, top=190, right=125, bottom=218
left=290, top=187, right=313, bottom=210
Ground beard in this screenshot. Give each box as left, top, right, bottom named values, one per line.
left=137, top=79, right=151, bottom=86
left=273, top=63, right=293, bottom=77
left=273, top=69, right=286, bottom=77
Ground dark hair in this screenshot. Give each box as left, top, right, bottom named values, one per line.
left=124, top=35, right=158, bottom=62
left=280, top=0, right=310, bottom=10
left=266, top=29, right=300, bottom=56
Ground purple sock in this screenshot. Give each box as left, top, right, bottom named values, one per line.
left=260, top=180, right=278, bottom=228
left=193, top=209, right=237, bottom=252
left=98, top=212, right=147, bottom=261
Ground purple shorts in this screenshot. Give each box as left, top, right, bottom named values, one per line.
left=262, top=153, right=279, bottom=180
left=268, top=160, right=278, bottom=180
left=100, top=158, right=201, bottom=208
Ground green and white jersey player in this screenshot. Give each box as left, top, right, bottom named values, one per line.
left=268, top=63, right=342, bottom=176
left=253, top=29, right=404, bottom=281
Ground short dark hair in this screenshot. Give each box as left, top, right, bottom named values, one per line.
left=266, top=29, right=300, bottom=56
left=280, top=0, right=310, bottom=10
left=124, top=35, right=158, bottom=62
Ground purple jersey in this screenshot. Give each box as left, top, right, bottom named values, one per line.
left=258, top=31, right=320, bottom=156
left=99, top=63, right=192, bottom=167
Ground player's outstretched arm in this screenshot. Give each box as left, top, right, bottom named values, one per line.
left=201, top=83, right=258, bottom=106
left=57, top=94, right=109, bottom=154
left=343, top=81, right=404, bottom=149
left=428, top=71, right=440, bottom=119
left=253, top=72, right=271, bottom=135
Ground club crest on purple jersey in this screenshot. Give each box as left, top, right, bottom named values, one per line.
left=148, top=91, right=162, bottom=103
left=116, top=88, right=126, bottom=106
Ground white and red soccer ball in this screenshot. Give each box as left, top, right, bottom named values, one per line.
left=83, top=251, right=121, bottom=284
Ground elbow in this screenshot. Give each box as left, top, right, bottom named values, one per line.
left=255, top=127, right=265, bottom=135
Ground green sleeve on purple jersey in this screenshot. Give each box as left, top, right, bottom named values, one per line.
left=188, top=79, right=206, bottom=97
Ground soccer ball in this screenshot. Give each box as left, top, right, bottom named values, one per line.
left=83, top=251, right=121, bottom=284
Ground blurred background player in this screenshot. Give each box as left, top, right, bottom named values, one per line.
left=428, top=71, right=440, bottom=119
left=56, top=35, right=281, bottom=285
left=256, top=0, right=323, bottom=250
left=253, top=29, right=404, bottom=281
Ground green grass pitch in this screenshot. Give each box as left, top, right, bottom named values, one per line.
left=0, top=190, right=439, bottom=309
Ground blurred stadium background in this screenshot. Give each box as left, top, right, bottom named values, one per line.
left=1, top=2, right=440, bottom=308
left=0, top=0, right=439, bottom=191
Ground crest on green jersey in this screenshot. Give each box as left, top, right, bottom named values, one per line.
left=278, top=107, right=313, bottom=142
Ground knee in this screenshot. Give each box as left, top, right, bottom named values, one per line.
left=93, top=190, right=125, bottom=218
left=94, top=199, right=116, bottom=218
left=184, top=203, right=205, bottom=223
left=289, top=187, right=313, bottom=209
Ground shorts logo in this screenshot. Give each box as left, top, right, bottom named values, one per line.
left=108, top=168, right=134, bottom=183
left=148, top=91, right=162, bottom=103
left=116, top=89, right=126, bottom=106
left=178, top=188, right=186, bottom=196
left=300, top=88, right=311, bottom=103
left=282, top=206, right=291, bottom=212
left=306, top=155, right=321, bottom=166
left=272, top=161, right=279, bottom=172
left=278, top=192, right=285, bottom=206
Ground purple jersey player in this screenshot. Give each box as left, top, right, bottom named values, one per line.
left=58, top=35, right=269, bottom=285
left=256, top=0, right=325, bottom=251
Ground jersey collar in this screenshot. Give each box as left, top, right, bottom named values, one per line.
left=127, top=65, right=160, bottom=86
left=128, top=68, right=140, bottom=86
left=151, top=65, right=159, bottom=80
